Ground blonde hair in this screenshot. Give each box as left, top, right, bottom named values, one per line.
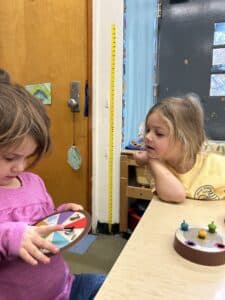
left=145, top=93, right=206, bottom=163
left=0, top=69, right=51, bottom=167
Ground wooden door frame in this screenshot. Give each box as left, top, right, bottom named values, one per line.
left=87, top=0, right=92, bottom=213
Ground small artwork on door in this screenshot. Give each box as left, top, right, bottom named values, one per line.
left=26, top=82, right=51, bottom=105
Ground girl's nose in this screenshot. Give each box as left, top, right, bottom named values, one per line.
left=145, top=131, right=153, bottom=141
left=12, top=161, right=26, bottom=173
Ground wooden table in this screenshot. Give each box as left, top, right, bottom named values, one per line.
left=96, top=197, right=225, bottom=299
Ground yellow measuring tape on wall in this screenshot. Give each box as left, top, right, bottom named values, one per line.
left=108, top=24, right=116, bottom=231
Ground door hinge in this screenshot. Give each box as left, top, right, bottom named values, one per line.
left=157, top=1, right=162, bottom=18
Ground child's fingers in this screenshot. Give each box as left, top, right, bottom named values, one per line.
left=33, top=234, right=60, bottom=255
left=75, top=204, right=83, bottom=210
left=69, top=203, right=83, bottom=211
left=20, top=234, right=60, bottom=264
left=60, top=203, right=83, bottom=211
left=33, top=225, right=63, bottom=255
left=19, top=243, right=51, bottom=265
left=19, top=225, right=63, bottom=265
left=35, top=224, right=64, bottom=236
left=19, top=247, right=39, bottom=266
left=26, top=242, right=51, bottom=264
left=19, top=244, right=50, bottom=266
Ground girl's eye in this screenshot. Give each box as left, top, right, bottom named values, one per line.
left=156, top=132, right=164, bottom=137
left=4, top=157, right=14, bottom=161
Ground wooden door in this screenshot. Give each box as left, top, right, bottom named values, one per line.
left=157, top=0, right=225, bottom=140
left=0, top=1, right=91, bottom=209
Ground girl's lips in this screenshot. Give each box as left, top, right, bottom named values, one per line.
left=146, top=145, right=155, bottom=151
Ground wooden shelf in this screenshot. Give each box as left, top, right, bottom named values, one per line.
left=120, top=151, right=153, bottom=232
left=127, top=186, right=153, bottom=199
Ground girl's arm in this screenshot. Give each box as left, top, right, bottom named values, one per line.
left=148, top=159, right=186, bottom=203
left=0, top=222, right=27, bottom=261
left=133, top=150, right=185, bottom=203
left=0, top=221, right=63, bottom=265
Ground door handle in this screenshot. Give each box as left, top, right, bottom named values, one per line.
left=68, top=98, right=79, bottom=112
left=68, top=81, right=80, bottom=112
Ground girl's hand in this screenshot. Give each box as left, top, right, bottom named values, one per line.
left=19, top=224, right=63, bottom=266
left=133, top=150, right=149, bottom=166
left=57, top=203, right=84, bottom=212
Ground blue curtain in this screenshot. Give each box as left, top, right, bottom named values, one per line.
left=122, top=0, right=158, bottom=149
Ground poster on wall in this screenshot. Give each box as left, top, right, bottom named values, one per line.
left=209, top=22, right=225, bottom=96
left=210, top=74, right=225, bottom=96
left=213, top=22, right=225, bottom=46
left=25, top=82, right=51, bottom=104
left=211, top=48, right=225, bottom=72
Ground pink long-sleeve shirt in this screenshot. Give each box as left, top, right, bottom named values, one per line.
left=0, top=172, right=74, bottom=300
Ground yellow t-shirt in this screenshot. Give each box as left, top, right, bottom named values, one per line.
left=174, top=152, right=225, bottom=200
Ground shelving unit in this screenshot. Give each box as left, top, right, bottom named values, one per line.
left=120, top=150, right=153, bottom=232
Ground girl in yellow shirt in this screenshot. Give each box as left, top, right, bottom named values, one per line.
left=134, top=94, right=225, bottom=202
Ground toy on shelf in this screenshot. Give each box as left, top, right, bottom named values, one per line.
left=174, top=220, right=225, bottom=266
left=35, top=210, right=91, bottom=255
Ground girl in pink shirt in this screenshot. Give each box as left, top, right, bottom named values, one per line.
left=0, top=69, right=105, bottom=300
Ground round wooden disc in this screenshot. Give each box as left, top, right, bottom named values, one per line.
left=35, top=210, right=91, bottom=255
left=174, top=227, right=225, bottom=266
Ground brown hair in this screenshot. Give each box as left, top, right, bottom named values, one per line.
left=145, top=94, right=206, bottom=163
left=0, top=69, right=51, bottom=167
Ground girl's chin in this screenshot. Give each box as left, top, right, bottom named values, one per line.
left=0, top=177, right=16, bottom=187
left=2, top=180, right=13, bottom=185
left=146, top=149, right=158, bottom=157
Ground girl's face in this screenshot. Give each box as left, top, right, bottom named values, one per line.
left=144, top=112, right=183, bottom=163
left=0, top=135, right=37, bottom=188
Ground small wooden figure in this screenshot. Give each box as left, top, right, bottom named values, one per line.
left=198, top=229, right=207, bottom=239
left=180, top=220, right=189, bottom=231
left=208, top=221, right=217, bottom=233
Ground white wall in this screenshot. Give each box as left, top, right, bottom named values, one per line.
left=92, top=0, right=123, bottom=230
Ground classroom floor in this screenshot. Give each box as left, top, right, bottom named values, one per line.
left=63, top=234, right=127, bottom=274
